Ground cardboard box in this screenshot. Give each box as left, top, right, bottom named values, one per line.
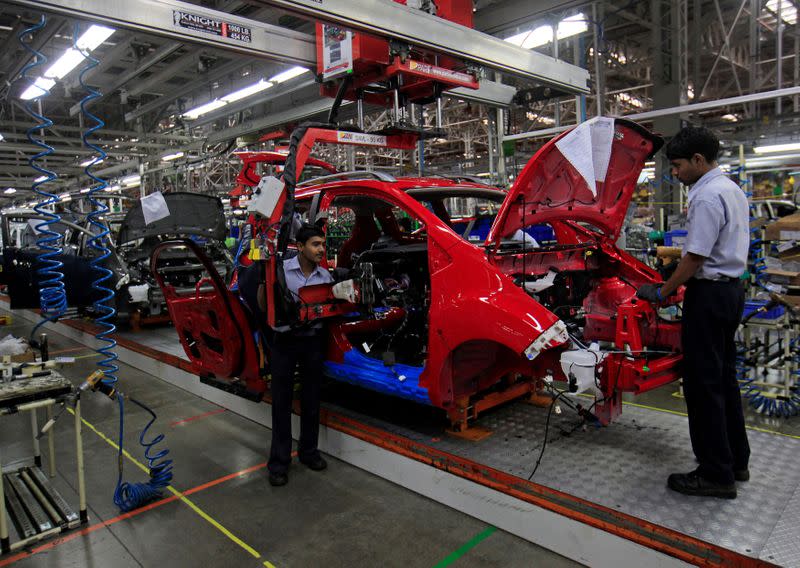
left=765, top=269, right=800, bottom=286
left=765, top=213, right=800, bottom=241
left=10, top=348, right=36, bottom=363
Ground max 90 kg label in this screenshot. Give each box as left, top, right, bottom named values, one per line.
left=173, top=10, right=252, bottom=43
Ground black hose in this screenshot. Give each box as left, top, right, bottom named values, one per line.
left=327, top=76, right=353, bottom=125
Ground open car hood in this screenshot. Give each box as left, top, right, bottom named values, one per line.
left=486, top=118, right=663, bottom=245
left=117, top=192, right=226, bottom=244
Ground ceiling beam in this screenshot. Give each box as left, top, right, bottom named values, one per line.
left=68, top=40, right=183, bottom=115
left=474, top=0, right=585, bottom=36
left=0, top=121, right=193, bottom=142
left=123, top=59, right=250, bottom=123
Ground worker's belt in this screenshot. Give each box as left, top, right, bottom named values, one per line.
left=689, top=275, right=740, bottom=283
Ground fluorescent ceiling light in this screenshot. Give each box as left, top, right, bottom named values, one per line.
left=616, top=92, right=644, bottom=108
left=20, top=77, right=56, bottom=101
left=727, top=153, right=800, bottom=166
left=105, top=184, right=121, bottom=192
left=80, top=188, right=91, bottom=194
left=75, top=25, right=114, bottom=51
left=0, top=133, right=4, bottom=142
left=20, top=25, right=114, bottom=100
left=221, top=79, right=272, bottom=103
left=34, top=175, right=48, bottom=183
left=766, top=0, right=797, bottom=24
left=183, top=99, right=227, bottom=119
left=44, top=49, right=85, bottom=80
left=121, top=175, right=140, bottom=185
left=505, top=13, right=587, bottom=50
left=58, top=192, right=71, bottom=201
left=753, top=142, right=800, bottom=154
left=4, top=188, right=16, bottom=195
left=183, top=69, right=308, bottom=120
left=80, top=157, right=104, bottom=167
left=161, top=151, right=184, bottom=161
left=268, top=66, right=310, bottom=84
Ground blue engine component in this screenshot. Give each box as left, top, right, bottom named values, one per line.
left=324, top=349, right=429, bottom=404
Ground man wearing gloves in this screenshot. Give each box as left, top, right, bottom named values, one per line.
left=637, top=126, right=750, bottom=499
left=267, top=223, right=333, bottom=487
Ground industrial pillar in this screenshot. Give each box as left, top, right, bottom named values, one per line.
left=651, top=0, right=686, bottom=230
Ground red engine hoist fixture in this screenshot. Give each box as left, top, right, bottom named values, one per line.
left=315, top=0, right=478, bottom=121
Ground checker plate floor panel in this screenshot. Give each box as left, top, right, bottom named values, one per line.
left=322, top=390, right=800, bottom=566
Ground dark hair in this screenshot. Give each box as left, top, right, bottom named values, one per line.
left=295, top=223, right=324, bottom=245
left=665, top=126, right=720, bottom=162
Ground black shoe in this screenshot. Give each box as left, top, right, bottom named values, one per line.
left=299, top=455, right=327, bottom=471
left=667, top=471, right=736, bottom=499
left=734, top=469, right=750, bottom=482
left=269, top=471, right=288, bottom=486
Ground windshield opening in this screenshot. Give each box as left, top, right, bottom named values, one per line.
left=408, top=189, right=554, bottom=246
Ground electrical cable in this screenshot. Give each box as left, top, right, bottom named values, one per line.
left=18, top=16, right=68, bottom=345
left=527, top=388, right=571, bottom=481
left=76, top=28, right=172, bottom=511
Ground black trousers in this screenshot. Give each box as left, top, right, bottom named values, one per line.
left=681, top=278, right=750, bottom=484
left=266, top=331, right=325, bottom=475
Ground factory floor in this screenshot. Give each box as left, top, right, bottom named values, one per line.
left=0, top=316, right=581, bottom=568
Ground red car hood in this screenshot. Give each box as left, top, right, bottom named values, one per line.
left=486, top=118, right=663, bottom=245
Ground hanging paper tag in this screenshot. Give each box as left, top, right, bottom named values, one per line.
left=140, top=191, right=170, bottom=225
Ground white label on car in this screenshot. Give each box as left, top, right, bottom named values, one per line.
left=336, top=131, right=388, bottom=146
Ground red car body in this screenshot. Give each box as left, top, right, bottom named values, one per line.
left=156, top=120, right=681, bottom=428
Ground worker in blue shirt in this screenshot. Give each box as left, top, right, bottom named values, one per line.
left=638, top=126, right=750, bottom=499
left=267, top=223, right=333, bottom=487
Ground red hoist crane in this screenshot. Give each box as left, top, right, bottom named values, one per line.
left=154, top=2, right=682, bottom=429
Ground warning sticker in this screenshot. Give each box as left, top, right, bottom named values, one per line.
left=336, top=131, right=388, bottom=146
left=173, top=10, right=252, bottom=43
left=407, top=61, right=474, bottom=84
left=321, top=25, right=353, bottom=80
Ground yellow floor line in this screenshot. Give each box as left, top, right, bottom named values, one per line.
left=68, top=407, right=274, bottom=565
left=73, top=353, right=103, bottom=360
left=620, top=399, right=800, bottom=440
left=576, top=392, right=800, bottom=440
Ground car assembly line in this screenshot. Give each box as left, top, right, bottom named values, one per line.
left=0, top=0, right=799, bottom=567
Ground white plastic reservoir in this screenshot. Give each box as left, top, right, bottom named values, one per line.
left=559, top=343, right=606, bottom=397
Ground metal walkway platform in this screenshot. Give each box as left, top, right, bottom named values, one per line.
left=324, top=391, right=799, bottom=565
left=4, top=301, right=798, bottom=567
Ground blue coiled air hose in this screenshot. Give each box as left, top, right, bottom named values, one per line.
left=18, top=16, right=68, bottom=343
left=76, top=30, right=172, bottom=511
